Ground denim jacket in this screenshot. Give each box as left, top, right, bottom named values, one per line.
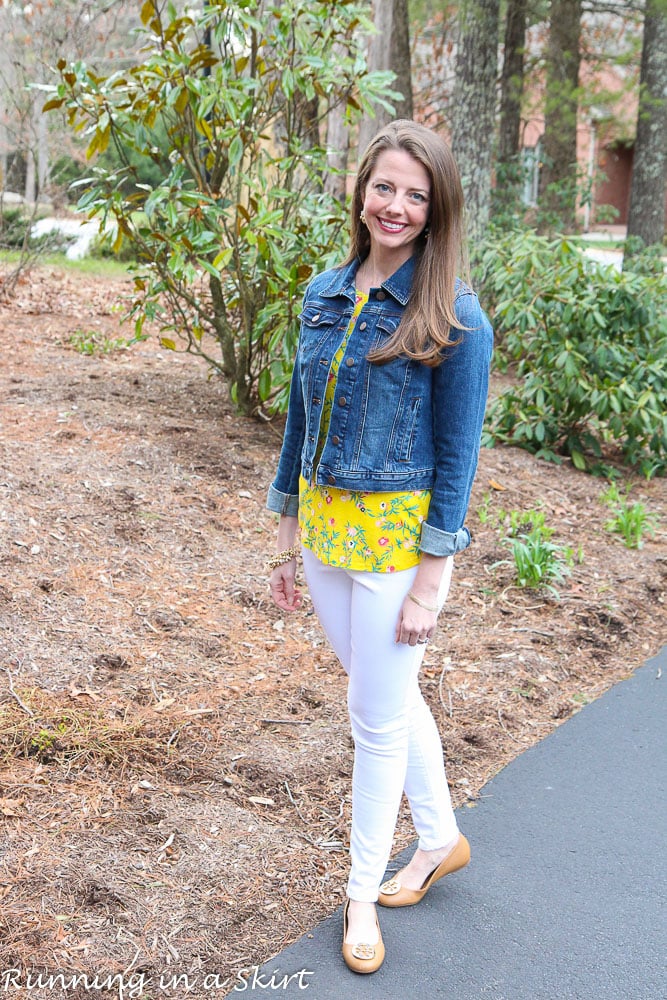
left=266, top=254, right=493, bottom=556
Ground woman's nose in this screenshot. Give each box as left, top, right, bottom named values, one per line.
left=385, top=194, right=406, bottom=215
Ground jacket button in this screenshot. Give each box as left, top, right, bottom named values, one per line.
left=376, top=290, right=386, bottom=301
left=312, top=312, right=321, bottom=321
left=345, top=357, right=355, bottom=367
left=338, top=396, right=347, bottom=406
left=313, top=396, right=321, bottom=404
left=332, top=435, right=340, bottom=445
left=327, top=475, right=336, bottom=485
left=359, top=321, right=367, bottom=330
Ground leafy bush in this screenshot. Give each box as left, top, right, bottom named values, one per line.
left=46, top=0, right=397, bottom=416
left=475, top=230, right=667, bottom=478
left=0, top=207, right=30, bottom=249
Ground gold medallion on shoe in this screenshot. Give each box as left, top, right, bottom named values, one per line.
left=378, top=834, right=471, bottom=907
left=341, top=900, right=385, bottom=974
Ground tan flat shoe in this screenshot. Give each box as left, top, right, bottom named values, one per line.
left=378, top=834, right=471, bottom=908
left=341, top=899, right=385, bottom=974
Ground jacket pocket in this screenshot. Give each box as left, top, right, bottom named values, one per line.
left=394, top=395, right=422, bottom=462
left=297, top=306, right=342, bottom=392
left=371, top=312, right=402, bottom=347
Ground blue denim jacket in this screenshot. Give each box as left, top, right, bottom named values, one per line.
left=267, top=254, right=493, bottom=556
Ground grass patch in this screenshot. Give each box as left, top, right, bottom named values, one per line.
left=0, top=249, right=131, bottom=278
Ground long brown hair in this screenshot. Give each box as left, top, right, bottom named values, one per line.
left=344, top=120, right=469, bottom=366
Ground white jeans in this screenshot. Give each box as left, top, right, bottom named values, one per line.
left=302, top=547, right=459, bottom=902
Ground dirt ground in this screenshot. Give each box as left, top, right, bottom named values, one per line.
left=0, top=265, right=665, bottom=998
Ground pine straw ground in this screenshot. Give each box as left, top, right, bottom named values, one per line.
left=0, top=265, right=665, bottom=999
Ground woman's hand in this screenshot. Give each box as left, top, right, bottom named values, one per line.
left=395, top=597, right=436, bottom=645
left=395, top=553, right=451, bottom=645
left=269, top=559, right=302, bottom=612
left=268, top=517, right=302, bottom=612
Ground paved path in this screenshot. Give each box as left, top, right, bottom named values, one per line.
left=242, top=648, right=666, bottom=999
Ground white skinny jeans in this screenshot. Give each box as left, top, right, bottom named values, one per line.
left=302, top=547, right=459, bottom=902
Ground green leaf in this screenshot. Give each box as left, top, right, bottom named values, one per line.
left=258, top=368, right=272, bottom=402
left=212, top=248, right=234, bottom=270
left=228, top=134, right=243, bottom=169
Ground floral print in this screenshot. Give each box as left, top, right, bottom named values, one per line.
left=299, top=289, right=431, bottom=572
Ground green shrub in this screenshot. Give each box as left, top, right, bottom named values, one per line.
left=475, top=230, right=667, bottom=478
left=0, top=207, right=30, bottom=249
left=46, top=0, right=397, bottom=416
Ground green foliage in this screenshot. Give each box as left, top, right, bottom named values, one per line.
left=67, top=328, right=131, bottom=355
left=600, top=482, right=658, bottom=548
left=481, top=500, right=575, bottom=596
left=475, top=229, right=667, bottom=478
left=45, top=0, right=397, bottom=415
left=0, top=207, right=29, bottom=249
left=0, top=206, right=76, bottom=253
left=495, top=510, right=574, bottom=596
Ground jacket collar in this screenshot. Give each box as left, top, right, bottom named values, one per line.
left=320, top=254, right=417, bottom=306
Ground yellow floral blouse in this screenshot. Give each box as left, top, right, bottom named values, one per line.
left=299, top=290, right=431, bottom=572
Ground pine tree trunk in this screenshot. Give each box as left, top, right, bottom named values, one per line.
left=498, top=0, right=527, bottom=165
left=450, top=0, right=500, bottom=245
left=538, top=0, right=582, bottom=232
left=391, top=0, right=413, bottom=121
left=626, top=0, right=667, bottom=251
left=357, top=0, right=413, bottom=156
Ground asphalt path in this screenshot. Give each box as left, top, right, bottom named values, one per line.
left=238, top=648, right=666, bottom=999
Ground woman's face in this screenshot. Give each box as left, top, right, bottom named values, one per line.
left=361, top=148, right=431, bottom=260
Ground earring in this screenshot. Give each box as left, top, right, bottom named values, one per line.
left=423, top=225, right=430, bottom=239
left=360, top=212, right=367, bottom=225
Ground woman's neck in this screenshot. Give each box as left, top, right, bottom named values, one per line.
left=356, top=248, right=411, bottom=293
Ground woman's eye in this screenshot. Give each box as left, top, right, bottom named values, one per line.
left=411, top=192, right=427, bottom=203
left=375, top=183, right=391, bottom=193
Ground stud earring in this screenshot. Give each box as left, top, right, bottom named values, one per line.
left=360, top=212, right=367, bottom=225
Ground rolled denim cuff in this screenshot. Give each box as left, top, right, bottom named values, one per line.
left=420, top=522, right=471, bottom=557
left=267, top=483, right=299, bottom=518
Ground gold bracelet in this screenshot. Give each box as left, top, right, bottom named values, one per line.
left=266, top=546, right=300, bottom=572
left=407, top=590, right=439, bottom=613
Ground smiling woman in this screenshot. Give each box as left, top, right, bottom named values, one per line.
left=357, top=148, right=431, bottom=275
left=266, top=119, right=493, bottom=974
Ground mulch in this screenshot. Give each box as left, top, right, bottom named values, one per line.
left=0, top=264, right=665, bottom=997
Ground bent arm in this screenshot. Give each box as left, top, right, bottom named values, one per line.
left=421, top=292, right=493, bottom=557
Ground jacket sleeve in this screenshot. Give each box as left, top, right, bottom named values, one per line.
left=420, top=290, right=493, bottom=557
left=266, top=355, right=305, bottom=517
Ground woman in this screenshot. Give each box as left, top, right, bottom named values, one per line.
left=266, top=120, right=493, bottom=974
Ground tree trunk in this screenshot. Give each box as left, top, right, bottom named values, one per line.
left=24, top=151, right=36, bottom=205
left=498, top=0, right=527, bottom=165
left=391, top=0, right=413, bottom=121
left=357, top=0, right=413, bottom=156
left=450, top=0, right=500, bottom=245
left=538, top=0, right=583, bottom=232
left=325, top=84, right=350, bottom=203
left=494, top=0, right=528, bottom=218
left=626, top=0, right=667, bottom=252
